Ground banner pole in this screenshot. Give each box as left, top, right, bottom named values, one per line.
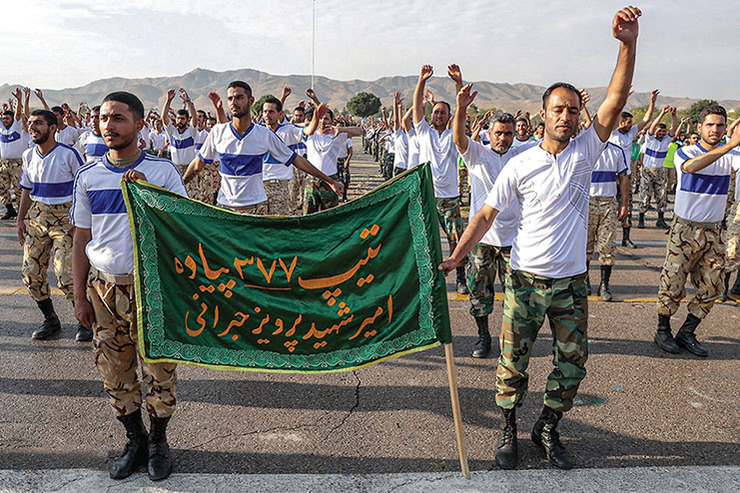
left=444, top=343, right=470, bottom=479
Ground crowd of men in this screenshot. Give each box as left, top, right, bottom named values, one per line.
left=0, top=4, right=738, bottom=482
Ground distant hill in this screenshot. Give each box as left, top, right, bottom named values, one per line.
left=2, top=68, right=738, bottom=116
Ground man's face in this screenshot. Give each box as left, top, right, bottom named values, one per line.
left=540, top=88, right=581, bottom=143
left=53, top=111, right=64, bottom=126
left=656, top=126, right=667, bottom=140
left=227, top=87, right=253, bottom=119
left=688, top=133, right=699, bottom=145
left=292, top=109, right=305, bottom=124
left=1, top=114, right=12, bottom=128
left=488, top=121, right=515, bottom=154
left=515, top=120, right=528, bottom=138
left=320, top=114, right=334, bottom=133
left=154, top=120, right=163, bottom=132
left=175, top=113, right=189, bottom=130
left=618, top=116, right=633, bottom=132
left=699, top=114, right=726, bottom=146
left=28, top=116, right=54, bottom=145
left=197, top=112, right=206, bottom=128
left=262, top=103, right=281, bottom=127
left=534, top=125, right=544, bottom=139
left=431, top=103, right=450, bottom=130
left=206, top=118, right=215, bottom=131
left=91, top=109, right=101, bottom=135
left=99, top=101, right=142, bottom=151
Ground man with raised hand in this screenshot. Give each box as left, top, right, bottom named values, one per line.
left=413, top=63, right=468, bottom=294
left=453, top=82, right=535, bottom=360
left=161, top=88, right=199, bottom=194
left=638, top=105, right=678, bottom=229
left=440, top=6, right=641, bottom=470
left=0, top=88, right=26, bottom=220
left=654, top=105, right=740, bottom=357
left=183, top=81, right=343, bottom=215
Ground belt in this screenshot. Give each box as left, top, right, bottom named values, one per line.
left=675, top=216, right=721, bottom=230
left=89, top=266, right=134, bottom=285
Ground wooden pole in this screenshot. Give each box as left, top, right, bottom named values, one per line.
left=444, top=343, right=470, bottom=479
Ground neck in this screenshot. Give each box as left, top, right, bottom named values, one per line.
left=540, top=136, right=570, bottom=156
left=699, top=139, right=718, bottom=150
left=432, top=124, right=446, bottom=135
left=37, top=138, right=57, bottom=154
left=57, top=122, right=67, bottom=130
left=108, top=142, right=140, bottom=160
left=233, top=114, right=252, bottom=133
left=268, top=121, right=278, bottom=131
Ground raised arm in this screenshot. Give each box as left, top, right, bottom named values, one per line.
left=180, top=88, right=197, bottom=128
left=453, top=84, right=478, bottom=155
left=161, top=89, right=176, bottom=126
left=447, top=64, right=464, bottom=94
left=302, top=102, right=327, bottom=137
left=305, top=88, right=321, bottom=106
left=413, top=65, right=434, bottom=125
left=12, top=88, right=22, bottom=121
left=728, top=117, right=740, bottom=137
left=401, top=107, right=413, bottom=132
left=471, top=111, right=492, bottom=143
left=682, top=128, right=740, bottom=174
left=673, top=117, right=689, bottom=141
left=22, top=87, right=30, bottom=120
left=593, top=6, right=642, bottom=141
left=393, top=92, right=402, bottom=131
left=648, top=106, right=670, bottom=136
left=668, top=107, right=679, bottom=137
left=207, top=92, right=229, bottom=123
left=34, top=89, right=50, bottom=111
left=380, top=105, right=389, bottom=131
left=637, top=89, right=659, bottom=132
left=580, top=89, right=593, bottom=129
left=280, top=87, right=292, bottom=107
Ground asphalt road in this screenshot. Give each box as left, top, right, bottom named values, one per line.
left=0, top=144, right=738, bottom=492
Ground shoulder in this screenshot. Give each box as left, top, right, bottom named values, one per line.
left=58, top=143, right=84, bottom=162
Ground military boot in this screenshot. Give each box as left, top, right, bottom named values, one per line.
left=456, top=266, right=469, bottom=295
left=1, top=203, right=17, bottom=220
left=599, top=265, right=613, bottom=302
left=531, top=405, right=572, bottom=470
left=75, top=322, right=93, bottom=342
left=471, top=316, right=491, bottom=358
left=656, top=212, right=670, bottom=230
left=637, top=213, right=645, bottom=229
left=721, top=273, right=731, bottom=301
left=32, top=298, right=61, bottom=340
left=148, top=416, right=173, bottom=481
left=621, top=227, right=637, bottom=248
left=654, top=314, right=679, bottom=354
left=110, top=409, right=149, bottom=479
left=585, top=262, right=592, bottom=296
left=730, top=273, right=740, bottom=297
left=675, top=314, right=708, bottom=357
left=494, top=407, right=518, bottom=470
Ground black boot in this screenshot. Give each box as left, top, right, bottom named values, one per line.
left=621, top=227, right=637, bottom=248
left=721, top=273, right=731, bottom=301
left=654, top=314, right=679, bottom=354
left=456, top=266, right=469, bottom=295
left=531, top=405, right=572, bottom=469
left=599, top=265, right=613, bottom=302
left=75, top=322, right=93, bottom=342
left=656, top=212, right=670, bottom=230
left=1, top=203, right=16, bottom=220
left=637, top=213, right=645, bottom=229
left=730, top=273, right=740, bottom=296
left=675, top=314, right=708, bottom=357
left=586, top=262, right=592, bottom=296
left=471, top=316, right=491, bottom=358
left=32, top=298, right=61, bottom=340
left=148, top=416, right=173, bottom=481
left=110, top=409, right=149, bottom=479
left=494, top=407, right=518, bottom=469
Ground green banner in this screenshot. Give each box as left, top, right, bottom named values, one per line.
left=123, top=164, right=452, bottom=373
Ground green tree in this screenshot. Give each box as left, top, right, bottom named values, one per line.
left=347, top=92, right=382, bottom=118
left=686, top=99, right=718, bottom=123
left=252, top=94, right=276, bottom=117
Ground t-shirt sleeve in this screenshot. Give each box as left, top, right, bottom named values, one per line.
left=165, top=123, right=176, bottom=138
left=19, top=151, right=31, bottom=190
left=71, top=171, right=91, bottom=228
left=165, top=165, right=188, bottom=197
left=413, top=118, right=431, bottom=137
left=69, top=148, right=83, bottom=177
left=673, top=146, right=690, bottom=172
left=197, top=131, right=216, bottom=164
left=267, top=129, right=297, bottom=166
left=616, top=146, right=628, bottom=174
left=578, top=126, right=608, bottom=167
left=484, top=161, right=518, bottom=212
left=461, top=137, right=482, bottom=167
left=730, top=149, right=740, bottom=173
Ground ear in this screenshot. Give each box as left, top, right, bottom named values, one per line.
left=539, top=108, right=546, bottom=120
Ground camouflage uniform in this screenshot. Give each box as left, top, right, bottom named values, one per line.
left=0, top=158, right=22, bottom=204
left=466, top=244, right=511, bottom=317
left=638, top=167, right=667, bottom=213
left=292, top=168, right=306, bottom=213
left=22, top=202, right=74, bottom=302
left=587, top=197, right=618, bottom=266
left=336, top=157, right=350, bottom=200
left=657, top=218, right=724, bottom=319
left=225, top=201, right=269, bottom=215
left=726, top=201, right=740, bottom=273
left=179, top=164, right=204, bottom=202
left=200, top=162, right=221, bottom=205
left=496, top=270, right=589, bottom=412
left=435, top=196, right=467, bottom=267
left=264, top=179, right=292, bottom=216
left=87, top=267, right=177, bottom=418
left=304, top=175, right=339, bottom=214
left=457, top=164, right=469, bottom=200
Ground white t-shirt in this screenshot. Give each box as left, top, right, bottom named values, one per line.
left=305, top=132, right=346, bottom=176
left=414, top=119, right=458, bottom=198
left=263, top=123, right=305, bottom=181
left=0, top=119, right=27, bottom=160
left=198, top=122, right=297, bottom=207
left=55, top=125, right=79, bottom=147
left=337, top=135, right=353, bottom=160
left=590, top=142, right=628, bottom=197
left=20, top=143, right=82, bottom=205
left=643, top=133, right=672, bottom=169
left=406, top=128, right=420, bottom=169
left=149, top=130, right=168, bottom=152
left=71, top=152, right=187, bottom=275
left=485, top=126, right=607, bottom=278
left=673, top=144, right=740, bottom=223
left=166, top=123, right=198, bottom=166
left=462, top=137, right=535, bottom=247
left=195, top=128, right=208, bottom=151
left=608, top=125, right=639, bottom=162
left=76, top=131, right=108, bottom=164
left=511, top=136, right=534, bottom=149
left=393, top=130, right=408, bottom=170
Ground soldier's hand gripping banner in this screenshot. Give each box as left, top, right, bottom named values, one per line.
left=123, top=164, right=452, bottom=373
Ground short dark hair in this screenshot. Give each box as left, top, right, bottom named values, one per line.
left=51, top=106, right=64, bottom=115
left=31, top=109, right=57, bottom=127
left=516, top=117, right=529, bottom=124
left=207, top=116, right=217, bottom=123
left=91, top=105, right=101, bottom=112
left=699, top=104, right=726, bottom=124
left=621, top=111, right=633, bottom=120
left=657, top=123, right=667, bottom=129
left=228, top=80, right=253, bottom=97
left=263, top=96, right=283, bottom=112
left=197, top=109, right=206, bottom=118
left=491, top=112, right=515, bottom=126
left=176, top=109, right=190, bottom=119
left=433, top=101, right=451, bottom=113
left=293, top=106, right=305, bottom=113
left=542, top=82, right=582, bottom=109
left=103, top=91, right=145, bottom=120
left=2, top=110, right=13, bottom=118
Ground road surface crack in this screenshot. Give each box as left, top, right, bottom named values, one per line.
left=322, top=370, right=361, bottom=442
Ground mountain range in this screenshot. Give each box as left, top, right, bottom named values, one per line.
left=2, top=68, right=738, bottom=116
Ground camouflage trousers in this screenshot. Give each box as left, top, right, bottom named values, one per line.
left=638, top=167, right=667, bottom=214
left=223, top=201, right=269, bottom=215
left=381, top=152, right=394, bottom=180
left=665, top=167, right=677, bottom=194
left=87, top=268, right=177, bottom=418
left=657, top=218, right=724, bottom=320
left=199, top=162, right=221, bottom=204
left=337, top=158, right=350, bottom=200
left=264, top=178, right=292, bottom=216
left=457, top=166, right=469, bottom=199
left=0, top=158, right=22, bottom=204
left=726, top=201, right=740, bottom=273
left=630, top=160, right=641, bottom=192
left=496, top=270, right=589, bottom=412
left=467, top=244, right=511, bottom=317
left=304, top=175, right=339, bottom=215
left=292, top=169, right=306, bottom=212
left=22, top=202, right=74, bottom=302
left=436, top=196, right=467, bottom=267
left=587, top=196, right=618, bottom=266
left=178, top=164, right=204, bottom=202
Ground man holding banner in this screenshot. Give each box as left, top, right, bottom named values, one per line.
left=440, top=6, right=642, bottom=470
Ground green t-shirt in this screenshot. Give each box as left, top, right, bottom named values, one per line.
left=663, top=142, right=680, bottom=169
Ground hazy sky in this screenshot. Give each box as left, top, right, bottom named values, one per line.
left=4, top=1, right=738, bottom=100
